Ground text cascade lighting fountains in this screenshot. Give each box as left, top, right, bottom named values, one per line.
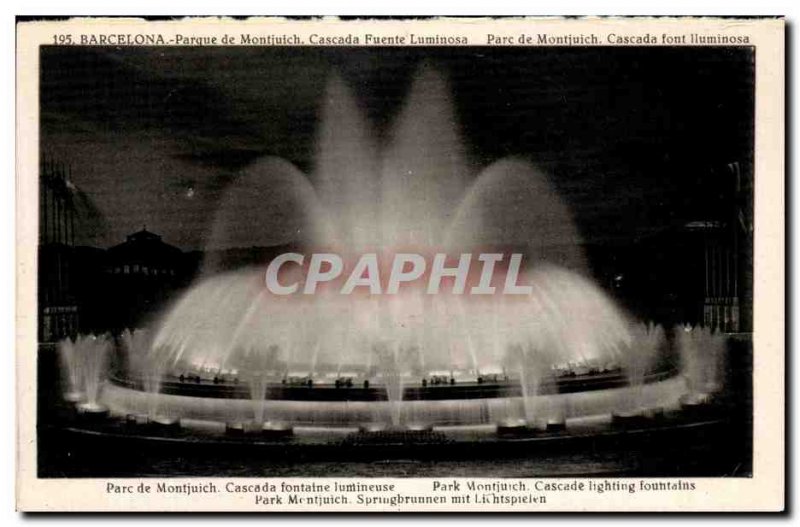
left=59, top=65, right=730, bottom=445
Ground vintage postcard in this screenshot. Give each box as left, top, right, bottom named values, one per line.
left=16, top=16, right=784, bottom=511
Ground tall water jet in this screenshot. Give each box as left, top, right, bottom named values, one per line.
left=503, top=344, right=546, bottom=424
left=619, top=323, right=664, bottom=415
left=56, top=336, right=83, bottom=402
left=203, top=157, right=328, bottom=273
left=373, top=343, right=406, bottom=428
left=243, top=345, right=279, bottom=429
left=118, top=328, right=170, bottom=424
left=380, top=64, right=471, bottom=250
left=678, top=325, right=727, bottom=397
left=120, top=328, right=151, bottom=383
left=75, top=334, right=110, bottom=414
left=312, top=74, right=381, bottom=252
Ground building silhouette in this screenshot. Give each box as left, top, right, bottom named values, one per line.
left=614, top=162, right=752, bottom=332
left=103, top=228, right=187, bottom=331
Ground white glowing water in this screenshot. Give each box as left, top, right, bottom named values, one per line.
left=677, top=325, right=727, bottom=395
left=82, top=335, right=110, bottom=409
left=240, top=345, right=280, bottom=427
left=57, top=337, right=83, bottom=401
left=57, top=334, right=110, bottom=409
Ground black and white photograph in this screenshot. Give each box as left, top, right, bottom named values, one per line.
left=15, top=16, right=785, bottom=512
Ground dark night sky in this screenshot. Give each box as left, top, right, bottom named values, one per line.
left=40, top=46, right=754, bottom=251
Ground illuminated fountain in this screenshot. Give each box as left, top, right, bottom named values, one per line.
left=57, top=66, right=729, bottom=440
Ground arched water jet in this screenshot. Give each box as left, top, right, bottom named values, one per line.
left=446, top=158, right=587, bottom=272
left=203, top=157, right=330, bottom=274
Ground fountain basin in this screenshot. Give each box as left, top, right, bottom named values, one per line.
left=102, top=373, right=687, bottom=428
left=110, top=367, right=677, bottom=401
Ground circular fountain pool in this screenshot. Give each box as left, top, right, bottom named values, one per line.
left=101, top=365, right=686, bottom=428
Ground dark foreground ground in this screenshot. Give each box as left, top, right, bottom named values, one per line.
left=37, top=337, right=752, bottom=478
